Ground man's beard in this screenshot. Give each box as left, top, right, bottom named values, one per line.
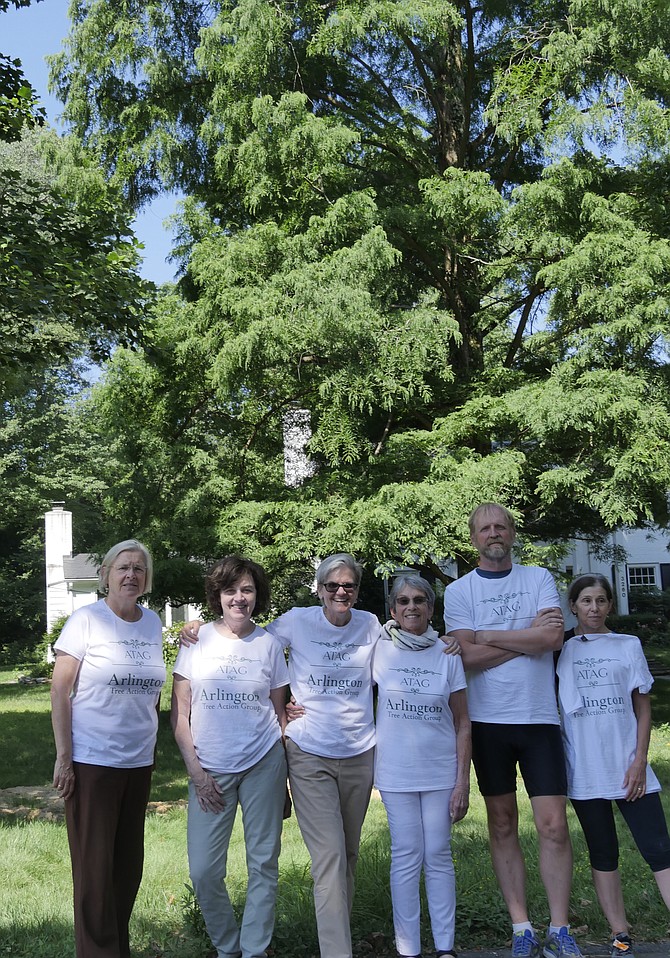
left=482, top=542, right=511, bottom=561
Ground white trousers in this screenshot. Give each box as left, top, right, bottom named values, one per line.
left=187, top=740, right=287, bottom=958
left=380, top=788, right=456, bottom=956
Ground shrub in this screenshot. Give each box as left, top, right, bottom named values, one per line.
left=180, top=883, right=210, bottom=946
left=28, top=614, right=71, bottom=679
left=609, top=611, right=670, bottom=645
left=163, top=622, right=184, bottom=670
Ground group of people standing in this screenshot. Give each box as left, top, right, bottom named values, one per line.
left=49, top=503, right=670, bottom=958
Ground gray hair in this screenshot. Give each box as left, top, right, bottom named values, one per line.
left=389, top=574, right=435, bottom=610
left=316, top=553, right=363, bottom=587
left=99, top=539, right=153, bottom=593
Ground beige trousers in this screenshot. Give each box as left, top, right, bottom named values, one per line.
left=286, top=740, right=374, bottom=958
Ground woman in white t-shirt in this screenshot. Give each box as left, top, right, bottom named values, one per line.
left=51, top=538, right=166, bottom=958
left=171, top=555, right=289, bottom=958
left=374, top=574, right=471, bottom=958
left=267, top=553, right=380, bottom=958
left=181, top=552, right=380, bottom=958
left=557, top=573, right=670, bottom=958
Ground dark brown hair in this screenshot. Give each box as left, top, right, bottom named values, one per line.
left=205, top=555, right=271, bottom=617
left=567, top=573, right=614, bottom=607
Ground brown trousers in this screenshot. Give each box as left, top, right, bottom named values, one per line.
left=65, top=763, right=153, bottom=958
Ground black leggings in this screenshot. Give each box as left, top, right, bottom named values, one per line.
left=571, top=793, right=670, bottom=872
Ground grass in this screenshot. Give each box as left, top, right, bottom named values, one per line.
left=2, top=675, right=670, bottom=956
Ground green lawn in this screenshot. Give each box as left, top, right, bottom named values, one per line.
left=1, top=677, right=670, bottom=957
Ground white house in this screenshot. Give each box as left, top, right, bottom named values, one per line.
left=44, top=503, right=201, bottom=632
left=556, top=526, right=670, bottom=616
left=45, top=504, right=100, bottom=630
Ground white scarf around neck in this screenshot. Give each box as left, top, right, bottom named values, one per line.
left=382, top=619, right=438, bottom=651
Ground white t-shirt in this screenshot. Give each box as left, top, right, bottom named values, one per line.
left=268, top=606, right=379, bottom=759
left=173, top=623, right=288, bottom=774
left=556, top=632, right=660, bottom=800
left=443, top=564, right=560, bottom=724
left=55, top=599, right=166, bottom=768
left=373, top=639, right=467, bottom=792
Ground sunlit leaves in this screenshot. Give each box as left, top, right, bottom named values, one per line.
left=51, top=0, right=670, bottom=585
left=0, top=131, right=149, bottom=397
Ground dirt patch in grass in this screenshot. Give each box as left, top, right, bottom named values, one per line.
left=0, top=785, right=186, bottom=822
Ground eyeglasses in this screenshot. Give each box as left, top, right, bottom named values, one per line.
left=113, top=564, right=147, bottom=575
left=322, top=581, right=358, bottom=594
left=394, top=595, right=429, bottom=606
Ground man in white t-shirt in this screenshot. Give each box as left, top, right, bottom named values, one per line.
left=444, top=503, right=581, bottom=958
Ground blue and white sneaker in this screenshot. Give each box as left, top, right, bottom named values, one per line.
left=512, top=930, right=541, bottom=958
left=543, top=927, right=583, bottom=958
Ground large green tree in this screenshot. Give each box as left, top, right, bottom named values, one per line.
left=51, top=0, right=670, bottom=585
left=0, top=127, right=152, bottom=644
left=0, top=364, right=115, bottom=643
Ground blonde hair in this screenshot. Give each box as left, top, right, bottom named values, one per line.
left=468, top=502, right=516, bottom=538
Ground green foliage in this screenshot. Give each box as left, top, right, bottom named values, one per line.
left=179, top=883, right=209, bottom=948
left=610, top=587, right=670, bottom=644
left=0, top=0, right=46, bottom=142
left=45, top=614, right=69, bottom=646
left=0, top=128, right=154, bottom=645
left=162, top=622, right=184, bottom=671
left=0, top=364, right=114, bottom=643
left=25, top=0, right=670, bottom=580
left=32, top=613, right=70, bottom=676
left=0, top=129, right=151, bottom=397
left=627, top=585, right=670, bottom=620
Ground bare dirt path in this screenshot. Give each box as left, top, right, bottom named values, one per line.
left=0, top=785, right=186, bottom=822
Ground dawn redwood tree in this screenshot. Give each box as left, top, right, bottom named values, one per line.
left=51, top=0, right=670, bottom=583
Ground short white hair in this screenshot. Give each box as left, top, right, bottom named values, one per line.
left=99, top=539, right=153, bottom=593
left=316, top=553, right=363, bottom=587
left=389, top=574, right=435, bottom=609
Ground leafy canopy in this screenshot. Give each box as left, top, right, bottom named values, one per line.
left=47, top=0, right=670, bottom=592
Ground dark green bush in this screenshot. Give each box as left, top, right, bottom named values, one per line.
left=607, top=588, right=670, bottom=644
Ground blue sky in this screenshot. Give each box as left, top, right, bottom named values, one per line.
left=3, top=0, right=178, bottom=284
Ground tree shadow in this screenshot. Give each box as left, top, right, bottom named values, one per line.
left=651, top=679, right=670, bottom=726
left=0, top=708, right=54, bottom=787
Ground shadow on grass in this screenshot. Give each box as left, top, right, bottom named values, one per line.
left=0, top=709, right=54, bottom=787
left=0, top=915, right=213, bottom=958
left=0, top=686, right=187, bottom=800
left=0, top=918, right=77, bottom=958
left=651, top=678, right=670, bottom=725
left=0, top=681, right=51, bottom=703
left=151, top=710, right=190, bottom=802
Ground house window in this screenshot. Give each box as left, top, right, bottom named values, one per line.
left=627, top=566, right=658, bottom=588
